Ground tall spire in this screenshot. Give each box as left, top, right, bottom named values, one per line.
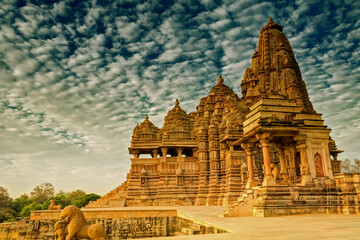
left=240, top=18, right=315, bottom=113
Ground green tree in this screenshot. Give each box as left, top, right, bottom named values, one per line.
left=30, top=183, right=55, bottom=204
left=73, top=193, right=100, bottom=208
left=66, top=189, right=86, bottom=203
left=0, top=187, right=14, bottom=223
left=10, top=194, right=34, bottom=217
left=0, top=187, right=12, bottom=208
left=21, top=202, right=43, bottom=218
left=0, top=208, right=16, bottom=223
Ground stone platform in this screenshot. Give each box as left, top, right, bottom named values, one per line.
left=2, top=206, right=360, bottom=239
left=138, top=206, right=360, bottom=240
left=26, top=206, right=360, bottom=240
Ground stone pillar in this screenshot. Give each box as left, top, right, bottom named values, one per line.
left=192, top=148, right=198, bottom=157
left=275, top=145, right=289, bottom=183
left=257, top=133, right=275, bottom=186
left=295, top=135, right=313, bottom=185
left=207, top=123, right=221, bottom=205
left=161, top=148, right=168, bottom=157
left=176, top=148, right=183, bottom=157
left=152, top=149, right=158, bottom=158
left=241, top=143, right=257, bottom=188
left=195, top=125, right=209, bottom=206
left=133, top=150, right=140, bottom=159
left=276, top=146, right=286, bottom=173
left=218, top=140, right=227, bottom=205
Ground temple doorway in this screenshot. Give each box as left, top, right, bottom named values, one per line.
left=314, top=153, right=325, bottom=177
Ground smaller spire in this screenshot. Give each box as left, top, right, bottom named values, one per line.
left=269, top=17, right=273, bottom=23
left=145, top=115, right=149, bottom=120
left=217, top=74, right=224, bottom=84
left=175, top=98, right=179, bottom=106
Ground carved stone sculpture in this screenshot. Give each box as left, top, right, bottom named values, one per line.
left=54, top=221, right=66, bottom=240
left=59, top=205, right=105, bottom=240
left=270, top=163, right=280, bottom=182
left=85, top=18, right=343, bottom=209
left=48, top=199, right=62, bottom=210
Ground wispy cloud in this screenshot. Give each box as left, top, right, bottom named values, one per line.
left=0, top=0, right=359, bottom=197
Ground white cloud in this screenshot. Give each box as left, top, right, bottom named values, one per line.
left=0, top=0, right=359, bottom=197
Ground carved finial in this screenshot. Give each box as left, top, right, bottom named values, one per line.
left=175, top=98, right=179, bottom=106
left=217, top=74, right=224, bottom=84
left=145, top=115, right=149, bottom=120
left=269, top=17, right=273, bottom=23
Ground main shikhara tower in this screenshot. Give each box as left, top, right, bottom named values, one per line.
left=87, top=19, right=353, bottom=217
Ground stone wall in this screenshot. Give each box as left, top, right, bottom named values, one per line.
left=0, top=209, right=227, bottom=240
left=225, top=173, right=360, bottom=217
left=0, top=217, right=176, bottom=240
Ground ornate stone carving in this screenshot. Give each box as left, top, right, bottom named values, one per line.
left=241, top=18, right=315, bottom=113
left=48, top=199, right=62, bottom=210
left=87, top=18, right=342, bottom=210
left=59, top=205, right=105, bottom=240
left=54, top=221, right=66, bottom=240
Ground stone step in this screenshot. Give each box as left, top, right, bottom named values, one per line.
left=181, top=227, right=201, bottom=235
left=175, top=231, right=187, bottom=236
left=187, top=222, right=202, bottom=231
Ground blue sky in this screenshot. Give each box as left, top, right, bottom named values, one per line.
left=0, top=0, right=359, bottom=197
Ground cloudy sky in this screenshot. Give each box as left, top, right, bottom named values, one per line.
left=0, top=0, right=359, bottom=198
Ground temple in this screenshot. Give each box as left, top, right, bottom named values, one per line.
left=86, top=19, right=359, bottom=217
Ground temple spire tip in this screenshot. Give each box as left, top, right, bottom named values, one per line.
left=217, top=74, right=224, bottom=84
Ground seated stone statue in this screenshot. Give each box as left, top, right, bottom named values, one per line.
left=58, top=205, right=105, bottom=240
left=48, top=199, right=62, bottom=210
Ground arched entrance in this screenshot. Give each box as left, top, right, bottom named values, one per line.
left=314, top=153, right=325, bottom=177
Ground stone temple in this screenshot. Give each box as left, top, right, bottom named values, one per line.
left=86, top=18, right=358, bottom=217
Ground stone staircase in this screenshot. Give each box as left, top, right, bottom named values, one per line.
left=223, top=188, right=258, bottom=217
left=85, top=181, right=128, bottom=208
left=175, top=221, right=205, bottom=236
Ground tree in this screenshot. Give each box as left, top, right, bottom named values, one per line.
left=21, top=202, right=43, bottom=218
left=341, top=159, right=360, bottom=173
left=0, top=187, right=12, bottom=208
left=0, top=208, right=16, bottom=223
left=10, top=194, right=34, bottom=217
left=0, top=187, right=15, bottom=223
left=30, top=183, right=55, bottom=204
left=66, top=189, right=86, bottom=203
left=73, top=193, right=100, bottom=208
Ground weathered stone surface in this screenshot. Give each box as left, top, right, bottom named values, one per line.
left=0, top=209, right=227, bottom=240
left=84, top=18, right=351, bottom=218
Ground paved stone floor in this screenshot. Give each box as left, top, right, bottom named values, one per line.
left=122, top=206, right=360, bottom=240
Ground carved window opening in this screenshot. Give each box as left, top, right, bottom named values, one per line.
left=167, top=149, right=177, bottom=157
left=182, top=149, right=193, bottom=157
left=141, top=177, right=147, bottom=186
left=177, top=176, right=183, bottom=185
left=234, top=145, right=242, bottom=151
left=138, top=154, right=152, bottom=159
left=314, top=153, right=325, bottom=177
